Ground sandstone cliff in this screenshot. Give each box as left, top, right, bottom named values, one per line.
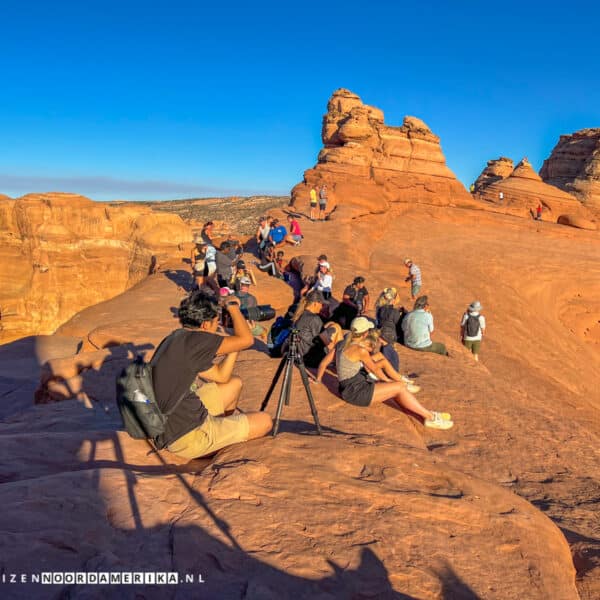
left=473, top=156, right=514, bottom=192
left=475, top=158, right=597, bottom=229
left=291, top=89, right=474, bottom=218
left=0, top=192, right=190, bottom=342
left=540, top=128, right=600, bottom=212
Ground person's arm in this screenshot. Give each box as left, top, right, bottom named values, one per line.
left=460, top=314, right=466, bottom=340
left=217, top=297, right=254, bottom=354
left=199, top=351, right=239, bottom=383
left=360, top=349, right=391, bottom=381
left=248, top=269, right=257, bottom=286
left=316, top=347, right=336, bottom=383
left=362, top=293, right=370, bottom=314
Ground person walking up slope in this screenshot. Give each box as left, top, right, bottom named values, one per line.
left=404, top=258, right=422, bottom=300
left=461, top=301, right=486, bottom=361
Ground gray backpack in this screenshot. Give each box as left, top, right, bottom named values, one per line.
left=116, top=329, right=186, bottom=448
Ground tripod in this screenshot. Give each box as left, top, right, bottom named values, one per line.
left=260, top=329, right=322, bottom=436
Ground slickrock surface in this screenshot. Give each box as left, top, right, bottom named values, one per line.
left=2, top=203, right=599, bottom=598
left=472, top=157, right=514, bottom=192
left=291, top=89, right=475, bottom=218
left=540, top=128, right=600, bottom=212
left=474, top=158, right=597, bottom=229
left=0, top=193, right=191, bottom=343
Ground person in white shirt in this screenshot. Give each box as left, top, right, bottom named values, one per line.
left=460, top=300, right=486, bottom=361
left=311, top=262, right=333, bottom=300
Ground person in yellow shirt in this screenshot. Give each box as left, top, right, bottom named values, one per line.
left=309, top=186, right=318, bottom=220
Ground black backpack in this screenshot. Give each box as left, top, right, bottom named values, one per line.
left=464, top=314, right=481, bottom=337
left=116, top=329, right=186, bottom=448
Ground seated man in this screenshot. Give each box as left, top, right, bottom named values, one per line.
left=268, top=219, right=288, bottom=248
left=401, top=295, right=448, bottom=356
left=152, top=290, right=272, bottom=459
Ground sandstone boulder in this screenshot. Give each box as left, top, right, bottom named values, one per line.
left=292, top=88, right=474, bottom=217
left=540, top=128, right=600, bottom=211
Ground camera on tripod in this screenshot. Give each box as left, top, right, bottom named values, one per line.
left=261, top=328, right=322, bottom=436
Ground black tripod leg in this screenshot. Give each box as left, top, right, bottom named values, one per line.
left=260, top=354, right=288, bottom=412
left=273, top=358, right=293, bottom=436
left=296, top=360, right=322, bottom=435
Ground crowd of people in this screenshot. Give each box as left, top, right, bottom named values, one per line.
left=151, top=209, right=487, bottom=461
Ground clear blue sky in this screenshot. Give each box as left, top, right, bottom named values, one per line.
left=1, top=0, right=598, bottom=200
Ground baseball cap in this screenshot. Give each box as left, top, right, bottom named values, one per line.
left=239, top=276, right=252, bottom=285
left=350, top=317, right=375, bottom=334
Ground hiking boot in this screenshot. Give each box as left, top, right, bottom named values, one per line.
left=424, top=414, right=454, bottom=430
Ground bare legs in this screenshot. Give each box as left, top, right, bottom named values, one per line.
left=370, top=382, right=433, bottom=421
left=214, top=376, right=273, bottom=439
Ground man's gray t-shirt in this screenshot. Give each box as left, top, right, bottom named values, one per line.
left=402, top=309, right=433, bottom=349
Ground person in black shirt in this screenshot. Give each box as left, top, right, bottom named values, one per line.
left=289, top=290, right=327, bottom=368
left=152, top=290, right=272, bottom=459
left=331, top=276, right=369, bottom=328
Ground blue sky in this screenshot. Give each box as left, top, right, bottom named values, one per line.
left=0, top=0, right=598, bottom=200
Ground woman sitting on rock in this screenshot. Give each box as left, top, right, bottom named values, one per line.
left=310, top=262, right=333, bottom=300
left=317, top=317, right=453, bottom=429
left=375, top=287, right=407, bottom=346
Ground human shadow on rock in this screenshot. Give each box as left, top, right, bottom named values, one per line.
left=162, top=268, right=194, bottom=292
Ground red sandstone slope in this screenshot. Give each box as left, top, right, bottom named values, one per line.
left=2, top=204, right=599, bottom=598
left=0, top=193, right=191, bottom=343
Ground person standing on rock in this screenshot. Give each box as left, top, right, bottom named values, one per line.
left=152, top=290, right=273, bottom=459
left=404, top=258, right=422, bottom=300
left=535, top=203, right=543, bottom=220
left=499, top=191, right=504, bottom=205
left=201, top=221, right=215, bottom=245
left=309, top=186, right=318, bottom=221
left=402, top=296, right=448, bottom=356
left=460, top=301, right=486, bottom=362
left=318, top=185, right=328, bottom=221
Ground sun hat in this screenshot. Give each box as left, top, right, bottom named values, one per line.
left=469, top=300, right=482, bottom=312
left=350, top=316, right=375, bottom=334
left=239, top=276, right=252, bottom=285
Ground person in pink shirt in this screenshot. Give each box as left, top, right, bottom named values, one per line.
left=285, top=214, right=303, bottom=246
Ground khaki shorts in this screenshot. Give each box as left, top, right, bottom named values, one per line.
left=167, top=382, right=249, bottom=459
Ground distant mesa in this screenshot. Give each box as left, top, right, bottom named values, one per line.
left=540, top=127, right=600, bottom=211
left=474, top=157, right=597, bottom=230
left=291, top=88, right=474, bottom=218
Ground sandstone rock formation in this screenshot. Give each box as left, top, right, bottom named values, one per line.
left=291, top=89, right=475, bottom=218
left=472, top=156, right=514, bottom=192
left=475, top=158, right=597, bottom=229
left=0, top=192, right=191, bottom=343
left=1, top=199, right=600, bottom=597
left=540, top=128, right=600, bottom=211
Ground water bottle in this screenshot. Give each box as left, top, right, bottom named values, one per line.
left=132, top=389, right=149, bottom=404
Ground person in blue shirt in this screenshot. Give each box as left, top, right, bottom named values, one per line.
left=268, top=218, right=288, bottom=248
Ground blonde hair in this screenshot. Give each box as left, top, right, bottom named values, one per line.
left=375, top=287, right=398, bottom=309
left=343, top=325, right=368, bottom=350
